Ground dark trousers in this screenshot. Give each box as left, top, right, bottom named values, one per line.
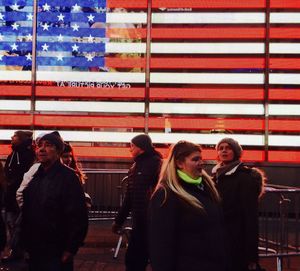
left=125, top=228, right=148, bottom=271
left=28, top=254, right=73, bottom=271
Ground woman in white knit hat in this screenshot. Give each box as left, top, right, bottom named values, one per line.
left=212, top=138, right=266, bottom=271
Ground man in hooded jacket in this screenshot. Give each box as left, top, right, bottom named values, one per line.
left=112, top=134, right=162, bottom=271
left=3, top=130, right=35, bottom=260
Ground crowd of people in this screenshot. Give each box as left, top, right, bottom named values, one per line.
left=0, top=130, right=266, bottom=271
left=113, top=134, right=266, bottom=271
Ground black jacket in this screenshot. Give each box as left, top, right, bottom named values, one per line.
left=149, top=180, right=227, bottom=271
left=4, top=139, right=35, bottom=212
left=213, top=164, right=262, bottom=271
left=21, top=161, right=88, bottom=256
left=115, top=150, right=162, bottom=229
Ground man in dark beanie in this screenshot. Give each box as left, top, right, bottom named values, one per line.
left=131, top=134, right=154, bottom=153
left=21, top=131, right=88, bottom=271
left=212, top=137, right=265, bottom=271
left=3, top=130, right=35, bottom=261
left=216, top=137, right=243, bottom=160
left=112, top=134, right=162, bottom=271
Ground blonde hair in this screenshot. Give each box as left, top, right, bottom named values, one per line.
left=154, top=141, right=220, bottom=211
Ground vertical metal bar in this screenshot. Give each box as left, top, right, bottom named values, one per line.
left=295, top=193, right=300, bottom=252
left=276, top=257, right=282, bottom=271
left=144, top=0, right=152, bottom=134
left=30, top=0, right=38, bottom=133
left=264, top=0, right=271, bottom=161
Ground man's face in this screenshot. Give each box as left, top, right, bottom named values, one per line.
left=37, top=140, right=60, bottom=168
left=11, top=133, right=21, bottom=147
left=129, top=143, right=144, bottom=158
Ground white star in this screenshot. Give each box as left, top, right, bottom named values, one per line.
left=26, top=34, right=33, bottom=41
left=27, top=13, right=33, bottom=20
left=72, top=44, right=79, bottom=52
left=57, top=34, right=64, bottom=42
left=42, top=23, right=50, bottom=31
left=42, top=43, right=49, bottom=51
left=57, top=13, right=65, bottom=21
left=87, top=35, right=94, bottom=43
left=12, top=22, right=20, bottom=30
left=11, top=3, right=19, bottom=11
left=0, top=34, right=4, bottom=41
left=87, top=14, right=95, bottom=22
left=71, top=23, right=79, bottom=31
left=85, top=54, right=94, bottom=62
left=42, top=3, right=51, bottom=11
left=72, top=4, right=81, bottom=12
left=11, top=43, right=18, bottom=51
left=0, top=13, right=4, bottom=20
left=25, top=53, right=32, bottom=61
left=57, top=54, right=63, bottom=61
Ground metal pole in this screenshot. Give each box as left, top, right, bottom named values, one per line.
left=30, top=0, right=38, bottom=133
left=263, top=0, right=271, bottom=161
left=144, top=0, right=152, bottom=134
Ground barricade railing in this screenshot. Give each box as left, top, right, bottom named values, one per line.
left=83, top=169, right=128, bottom=220
left=259, top=184, right=300, bottom=271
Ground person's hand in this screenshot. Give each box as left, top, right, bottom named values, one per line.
left=248, top=262, right=257, bottom=270
left=61, top=251, right=73, bottom=263
left=111, top=222, right=122, bottom=234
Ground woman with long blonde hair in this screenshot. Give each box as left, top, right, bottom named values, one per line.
left=149, top=141, right=227, bottom=271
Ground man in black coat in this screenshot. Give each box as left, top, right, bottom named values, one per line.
left=3, top=130, right=35, bottom=260
left=112, top=134, right=162, bottom=271
left=21, top=132, right=88, bottom=271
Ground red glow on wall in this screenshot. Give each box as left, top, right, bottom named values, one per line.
left=152, top=0, right=265, bottom=9
left=269, top=89, right=300, bottom=101
left=269, top=151, right=300, bottom=163
left=107, top=0, right=147, bottom=8
left=269, top=119, right=300, bottom=132
left=0, top=85, right=31, bottom=97
left=34, top=115, right=145, bottom=128
left=36, top=86, right=145, bottom=99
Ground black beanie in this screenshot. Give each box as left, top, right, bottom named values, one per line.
left=39, top=131, right=64, bottom=153
left=216, top=137, right=243, bottom=160
left=131, top=134, right=154, bottom=152
left=15, top=130, right=33, bottom=142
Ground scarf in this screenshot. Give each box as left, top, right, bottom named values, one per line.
left=177, top=169, right=202, bottom=185
left=212, top=160, right=241, bottom=179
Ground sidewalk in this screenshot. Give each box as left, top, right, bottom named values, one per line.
left=78, top=221, right=300, bottom=271
left=0, top=220, right=299, bottom=271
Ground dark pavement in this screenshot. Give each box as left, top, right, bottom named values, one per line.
left=0, top=220, right=299, bottom=271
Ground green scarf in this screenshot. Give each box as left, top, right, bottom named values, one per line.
left=177, top=169, right=202, bottom=185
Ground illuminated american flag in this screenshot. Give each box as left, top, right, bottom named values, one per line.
left=0, top=0, right=300, bottom=163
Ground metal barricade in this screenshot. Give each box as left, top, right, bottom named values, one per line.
left=259, top=185, right=300, bottom=271
left=83, top=169, right=128, bottom=220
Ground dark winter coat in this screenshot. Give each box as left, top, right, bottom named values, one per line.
left=21, top=161, right=88, bottom=257
left=213, top=164, right=262, bottom=271
left=114, top=150, right=162, bottom=229
left=4, top=138, right=35, bottom=212
left=149, top=179, right=227, bottom=271
left=0, top=162, right=6, bottom=251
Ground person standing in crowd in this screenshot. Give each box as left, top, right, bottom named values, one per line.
left=21, top=132, right=88, bottom=271
left=112, top=134, right=162, bottom=271
left=3, top=130, right=35, bottom=261
left=0, top=161, right=7, bottom=257
left=16, top=137, right=91, bottom=209
left=212, top=138, right=265, bottom=271
left=61, top=142, right=92, bottom=209
left=149, top=140, right=227, bottom=271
